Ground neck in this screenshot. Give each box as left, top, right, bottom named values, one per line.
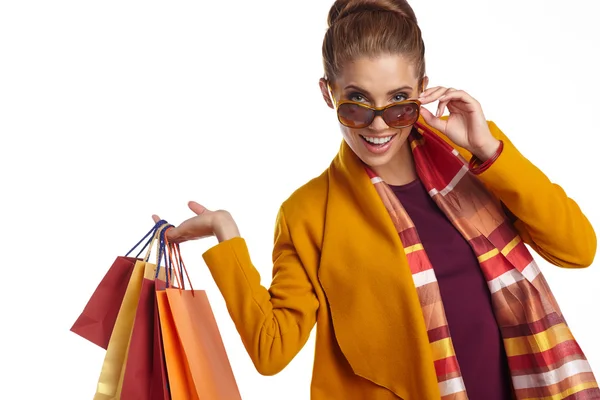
left=370, top=141, right=417, bottom=186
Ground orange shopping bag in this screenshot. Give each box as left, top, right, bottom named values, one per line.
left=154, top=226, right=197, bottom=400
left=160, top=233, right=241, bottom=400
left=156, top=290, right=198, bottom=400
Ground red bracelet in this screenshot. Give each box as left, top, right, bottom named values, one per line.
left=468, top=140, right=504, bottom=175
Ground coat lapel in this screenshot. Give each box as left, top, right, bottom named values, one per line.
left=317, top=140, right=441, bottom=399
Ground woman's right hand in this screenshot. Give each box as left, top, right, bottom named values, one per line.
left=152, top=201, right=241, bottom=244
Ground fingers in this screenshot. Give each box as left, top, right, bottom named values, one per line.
left=419, top=106, right=447, bottom=132
left=419, top=86, right=445, bottom=98
left=165, top=225, right=181, bottom=242
left=431, top=88, right=457, bottom=117
left=188, top=201, right=208, bottom=215
left=151, top=202, right=214, bottom=243
left=150, top=216, right=179, bottom=243
left=436, top=96, right=449, bottom=118
left=419, top=86, right=455, bottom=105
left=437, top=90, right=478, bottom=106
left=420, top=87, right=479, bottom=117
left=438, top=90, right=480, bottom=116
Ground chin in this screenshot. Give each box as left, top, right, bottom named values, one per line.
left=351, top=147, right=400, bottom=170
left=358, top=150, right=396, bottom=168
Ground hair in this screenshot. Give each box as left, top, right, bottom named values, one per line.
left=322, top=0, right=425, bottom=85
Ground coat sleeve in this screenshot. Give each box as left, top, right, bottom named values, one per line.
left=474, top=120, right=596, bottom=268
left=202, top=205, right=319, bottom=375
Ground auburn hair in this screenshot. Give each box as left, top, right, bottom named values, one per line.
left=322, top=0, right=425, bottom=84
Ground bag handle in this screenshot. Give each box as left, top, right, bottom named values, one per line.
left=163, top=229, right=195, bottom=295
left=141, top=222, right=171, bottom=263
left=152, top=223, right=178, bottom=287
left=125, top=219, right=168, bottom=259
left=174, top=243, right=194, bottom=294
left=159, top=226, right=182, bottom=289
left=156, top=226, right=178, bottom=288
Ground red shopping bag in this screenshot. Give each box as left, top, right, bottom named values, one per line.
left=121, top=265, right=170, bottom=400
left=70, top=220, right=168, bottom=349
left=70, top=256, right=137, bottom=349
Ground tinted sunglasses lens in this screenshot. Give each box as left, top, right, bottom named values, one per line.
left=383, top=102, right=420, bottom=128
left=337, top=103, right=374, bottom=128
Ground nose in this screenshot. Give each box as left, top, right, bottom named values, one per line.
left=369, top=114, right=389, bottom=131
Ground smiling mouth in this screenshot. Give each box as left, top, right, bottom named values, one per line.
left=360, top=134, right=396, bottom=145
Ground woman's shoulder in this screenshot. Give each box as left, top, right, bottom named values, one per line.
left=279, top=169, right=330, bottom=230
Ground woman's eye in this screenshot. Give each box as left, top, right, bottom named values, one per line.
left=393, top=94, right=408, bottom=102
left=350, top=93, right=366, bottom=102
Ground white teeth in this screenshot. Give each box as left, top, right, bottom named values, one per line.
left=362, top=135, right=392, bottom=145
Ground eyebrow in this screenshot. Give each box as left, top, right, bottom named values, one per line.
left=343, top=84, right=413, bottom=96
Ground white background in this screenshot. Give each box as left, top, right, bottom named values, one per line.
left=1, top=1, right=599, bottom=399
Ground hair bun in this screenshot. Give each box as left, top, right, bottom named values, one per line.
left=327, top=0, right=418, bottom=28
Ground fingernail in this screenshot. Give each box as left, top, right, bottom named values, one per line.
left=439, top=95, right=446, bottom=100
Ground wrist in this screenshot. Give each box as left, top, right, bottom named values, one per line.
left=468, top=139, right=504, bottom=175
left=470, top=138, right=501, bottom=161
left=212, top=210, right=240, bottom=242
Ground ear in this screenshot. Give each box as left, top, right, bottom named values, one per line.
left=421, top=76, right=430, bottom=94
left=319, top=78, right=335, bottom=109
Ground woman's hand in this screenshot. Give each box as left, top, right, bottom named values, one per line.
left=418, top=86, right=500, bottom=160
left=152, top=201, right=240, bottom=243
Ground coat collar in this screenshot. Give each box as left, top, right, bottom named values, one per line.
left=317, top=119, right=441, bottom=399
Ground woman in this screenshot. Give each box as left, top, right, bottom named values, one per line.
left=153, top=0, right=598, bottom=399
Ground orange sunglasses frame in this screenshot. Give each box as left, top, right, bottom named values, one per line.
left=326, top=81, right=422, bottom=129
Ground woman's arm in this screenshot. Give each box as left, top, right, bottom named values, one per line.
left=474, top=121, right=596, bottom=268
left=419, top=85, right=596, bottom=269
left=202, top=206, right=319, bottom=375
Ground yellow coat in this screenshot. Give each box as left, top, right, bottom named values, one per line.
left=202, top=118, right=596, bottom=399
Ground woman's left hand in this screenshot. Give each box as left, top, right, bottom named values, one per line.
left=418, top=86, right=500, bottom=160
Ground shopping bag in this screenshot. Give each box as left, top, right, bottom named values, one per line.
left=156, top=241, right=198, bottom=400
left=70, top=256, right=136, bottom=349
left=120, top=263, right=169, bottom=400
left=157, top=289, right=198, bottom=400
left=164, top=241, right=242, bottom=399
left=94, top=223, right=169, bottom=400
left=70, top=220, right=167, bottom=348
left=165, top=289, right=241, bottom=399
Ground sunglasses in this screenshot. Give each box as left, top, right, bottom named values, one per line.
left=327, top=83, right=421, bottom=129
left=334, top=100, right=421, bottom=129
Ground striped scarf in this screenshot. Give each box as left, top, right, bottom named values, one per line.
left=366, top=122, right=599, bottom=400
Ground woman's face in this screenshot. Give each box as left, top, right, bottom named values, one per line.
left=320, top=54, right=426, bottom=170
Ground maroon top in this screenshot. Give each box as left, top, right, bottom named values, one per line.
left=390, top=179, right=513, bottom=399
